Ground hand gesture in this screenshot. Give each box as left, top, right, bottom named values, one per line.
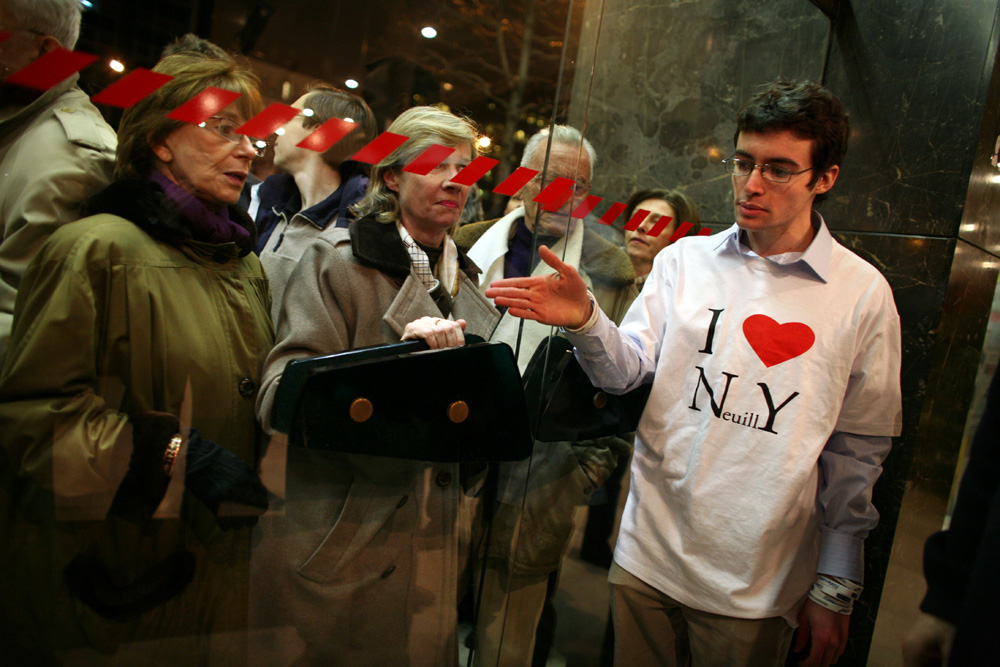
left=485, top=245, right=593, bottom=329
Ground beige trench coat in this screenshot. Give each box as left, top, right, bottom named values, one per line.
left=252, top=217, right=500, bottom=666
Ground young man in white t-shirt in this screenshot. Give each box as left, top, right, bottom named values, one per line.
left=485, top=80, right=902, bottom=667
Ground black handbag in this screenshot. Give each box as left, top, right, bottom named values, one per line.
left=271, top=335, right=533, bottom=462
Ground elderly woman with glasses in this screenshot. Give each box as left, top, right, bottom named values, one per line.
left=252, top=106, right=499, bottom=665
left=0, top=50, right=272, bottom=663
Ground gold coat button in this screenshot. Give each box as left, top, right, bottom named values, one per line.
left=447, top=400, right=469, bottom=423
left=350, top=397, right=373, bottom=422
left=593, top=391, right=608, bottom=409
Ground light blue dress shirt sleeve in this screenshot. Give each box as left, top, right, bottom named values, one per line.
left=816, top=431, right=893, bottom=583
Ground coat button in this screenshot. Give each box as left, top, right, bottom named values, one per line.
left=593, top=391, right=608, bottom=409
left=381, top=565, right=396, bottom=579
left=238, top=378, right=256, bottom=398
left=435, top=471, right=452, bottom=488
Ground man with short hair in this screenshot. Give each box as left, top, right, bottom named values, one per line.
left=256, top=84, right=376, bottom=319
left=486, top=81, right=902, bottom=667
left=455, top=125, right=636, bottom=665
left=0, top=0, right=116, bottom=364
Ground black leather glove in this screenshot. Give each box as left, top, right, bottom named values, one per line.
left=184, top=428, right=268, bottom=529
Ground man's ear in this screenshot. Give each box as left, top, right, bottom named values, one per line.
left=39, top=35, right=62, bottom=56
left=383, top=169, right=400, bottom=193
left=812, top=164, right=839, bottom=195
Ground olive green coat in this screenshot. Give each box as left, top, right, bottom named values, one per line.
left=0, top=180, right=273, bottom=663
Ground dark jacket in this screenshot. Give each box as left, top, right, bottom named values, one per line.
left=920, top=367, right=1000, bottom=665
left=253, top=170, right=368, bottom=254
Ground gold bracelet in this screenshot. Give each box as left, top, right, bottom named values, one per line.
left=162, top=434, right=182, bottom=475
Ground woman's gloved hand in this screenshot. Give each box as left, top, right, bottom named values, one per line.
left=184, top=428, right=269, bottom=529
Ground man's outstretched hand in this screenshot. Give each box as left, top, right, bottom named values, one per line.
left=485, top=245, right=593, bottom=329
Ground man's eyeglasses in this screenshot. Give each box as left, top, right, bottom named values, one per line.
left=722, top=157, right=812, bottom=184
left=531, top=175, right=591, bottom=197
left=198, top=116, right=268, bottom=158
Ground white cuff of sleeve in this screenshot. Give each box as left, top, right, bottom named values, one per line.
left=564, top=290, right=600, bottom=334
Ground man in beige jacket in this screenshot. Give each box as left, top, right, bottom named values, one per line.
left=0, top=0, right=116, bottom=364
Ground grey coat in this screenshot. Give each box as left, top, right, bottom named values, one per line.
left=252, top=217, right=499, bottom=666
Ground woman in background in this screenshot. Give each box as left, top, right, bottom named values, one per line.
left=622, top=188, right=701, bottom=290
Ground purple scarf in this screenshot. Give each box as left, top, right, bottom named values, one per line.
left=149, top=171, right=250, bottom=246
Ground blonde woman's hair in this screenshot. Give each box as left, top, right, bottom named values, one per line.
left=114, top=51, right=262, bottom=181
left=351, top=106, right=479, bottom=224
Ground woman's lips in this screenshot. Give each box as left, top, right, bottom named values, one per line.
left=437, top=200, right=459, bottom=209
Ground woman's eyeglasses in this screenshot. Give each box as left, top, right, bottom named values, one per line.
left=198, top=116, right=268, bottom=158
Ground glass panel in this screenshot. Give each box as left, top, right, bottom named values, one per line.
left=3, top=0, right=915, bottom=665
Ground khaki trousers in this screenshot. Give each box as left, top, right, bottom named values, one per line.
left=609, top=562, right=794, bottom=667
left=472, top=558, right=548, bottom=667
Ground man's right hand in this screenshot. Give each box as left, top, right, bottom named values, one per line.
left=485, top=245, right=593, bottom=329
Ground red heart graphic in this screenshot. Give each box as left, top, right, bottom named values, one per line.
left=742, top=315, right=815, bottom=368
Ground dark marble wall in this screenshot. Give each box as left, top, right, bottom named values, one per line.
left=568, top=0, right=1000, bottom=663
left=569, top=0, right=829, bottom=225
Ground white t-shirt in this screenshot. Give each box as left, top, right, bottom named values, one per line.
left=576, top=219, right=901, bottom=620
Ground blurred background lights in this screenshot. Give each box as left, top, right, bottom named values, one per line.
left=79, top=0, right=94, bottom=8
left=108, top=59, right=124, bottom=73
left=478, top=136, right=491, bottom=148
left=302, top=108, right=314, bottom=117
left=345, top=79, right=359, bottom=89
left=274, top=127, right=285, bottom=135
left=421, top=26, right=437, bottom=39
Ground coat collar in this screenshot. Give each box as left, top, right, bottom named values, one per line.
left=348, top=216, right=482, bottom=281
left=259, top=171, right=369, bottom=231
left=81, top=178, right=258, bottom=259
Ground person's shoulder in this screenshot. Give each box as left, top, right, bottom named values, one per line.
left=39, top=213, right=151, bottom=269
left=581, top=226, right=635, bottom=288
left=48, top=86, right=117, bottom=154
left=453, top=218, right=499, bottom=252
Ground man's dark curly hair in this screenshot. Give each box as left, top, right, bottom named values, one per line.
left=734, top=79, right=849, bottom=190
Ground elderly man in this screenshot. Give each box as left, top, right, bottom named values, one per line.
left=487, top=81, right=902, bottom=667
left=455, top=125, right=636, bottom=665
left=255, top=84, right=375, bottom=319
left=0, top=0, right=116, bottom=364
